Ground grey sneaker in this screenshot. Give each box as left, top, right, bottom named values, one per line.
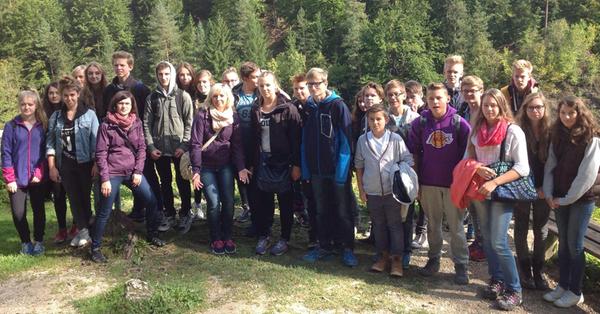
left=270, top=239, right=289, bottom=256
left=419, top=257, right=440, bottom=277
left=255, top=236, right=270, bottom=255
left=195, top=202, right=206, bottom=220
left=454, top=263, right=469, bottom=285
left=554, top=290, right=584, bottom=308
left=20, top=242, right=33, bottom=255
left=543, top=286, right=566, bottom=302
left=158, top=215, right=175, bottom=232
left=237, top=205, right=251, bottom=222
left=69, top=231, right=81, bottom=247
left=178, top=214, right=193, bottom=234
left=32, top=242, right=45, bottom=256
left=76, top=228, right=91, bottom=247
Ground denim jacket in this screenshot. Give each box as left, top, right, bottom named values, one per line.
left=46, top=107, right=99, bottom=168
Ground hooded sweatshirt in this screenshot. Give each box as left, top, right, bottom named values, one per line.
left=143, top=61, right=193, bottom=156
left=407, top=105, right=471, bottom=187
left=1, top=116, right=46, bottom=187
left=300, top=91, right=352, bottom=184
left=501, top=78, right=539, bottom=114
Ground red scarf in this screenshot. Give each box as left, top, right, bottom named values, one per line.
left=106, top=112, right=136, bottom=130
left=477, top=119, right=508, bottom=147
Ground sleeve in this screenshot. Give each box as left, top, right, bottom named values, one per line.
left=559, top=138, right=600, bottom=206
left=334, top=101, right=353, bottom=184
left=89, top=111, right=99, bottom=160
left=287, top=105, right=302, bottom=167
left=508, top=125, right=530, bottom=177
left=300, top=126, right=311, bottom=180
left=46, top=111, right=58, bottom=157
left=354, top=136, right=365, bottom=169
left=542, top=142, right=557, bottom=200
left=32, top=126, right=46, bottom=180
left=179, top=92, right=193, bottom=152
left=247, top=107, right=259, bottom=169
left=407, top=118, right=421, bottom=155
left=133, top=125, right=147, bottom=175
left=457, top=117, right=471, bottom=159
left=95, top=124, right=110, bottom=182
left=399, top=137, right=414, bottom=167
left=143, top=94, right=156, bottom=152
left=230, top=117, right=246, bottom=173
left=1, top=122, right=15, bottom=183
left=189, top=112, right=205, bottom=174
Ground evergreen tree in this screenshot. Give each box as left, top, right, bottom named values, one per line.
left=268, top=33, right=306, bottom=92
left=203, top=14, right=237, bottom=74
left=180, top=15, right=201, bottom=66
left=145, top=0, right=183, bottom=77
left=241, top=13, right=270, bottom=66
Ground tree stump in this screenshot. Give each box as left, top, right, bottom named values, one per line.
left=105, top=209, right=139, bottom=260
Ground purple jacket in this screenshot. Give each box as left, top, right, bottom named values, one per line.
left=1, top=116, right=46, bottom=188
left=407, top=106, right=470, bottom=187
left=190, top=109, right=244, bottom=173
left=95, top=117, right=146, bottom=183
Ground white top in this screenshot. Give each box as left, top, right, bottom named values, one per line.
left=471, top=124, right=530, bottom=177
left=367, top=130, right=390, bottom=157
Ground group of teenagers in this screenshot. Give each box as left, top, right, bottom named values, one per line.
left=2, top=51, right=600, bottom=311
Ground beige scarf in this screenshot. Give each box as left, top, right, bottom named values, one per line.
left=210, top=107, right=234, bottom=132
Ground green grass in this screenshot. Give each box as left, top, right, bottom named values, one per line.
left=592, top=207, right=600, bottom=224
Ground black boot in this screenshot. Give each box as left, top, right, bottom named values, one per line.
left=532, top=260, right=549, bottom=290
left=518, top=258, right=535, bottom=289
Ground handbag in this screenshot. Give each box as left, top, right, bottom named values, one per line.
left=488, top=127, right=538, bottom=202
left=179, top=128, right=222, bottom=181
left=255, top=152, right=291, bottom=193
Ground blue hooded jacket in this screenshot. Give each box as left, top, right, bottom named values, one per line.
left=300, top=91, right=352, bottom=184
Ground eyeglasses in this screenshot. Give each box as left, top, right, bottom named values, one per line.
left=527, top=105, right=545, bottom=112
left=307, top=81, right=324, bottom=87
left=461, top=88, right=481, bottom=94
left=387, top=92, right=404, bottom=98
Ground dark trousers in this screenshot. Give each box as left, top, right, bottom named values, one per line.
left=253, top=185, right=294, bottom=241
left=60, top=157, right=93, bottom=229
left=403, top=202, right=415, bottom=254
left=155, top=156, right=191, bottom=217
left=514, top=199, right=551, bottom=270
left=47, top=180, right=69, bottom=229
left=414, top=201, right=427, bottom=235
left=367, top=194, right=404, bottom=255
left=194, top=187, right=204, bottom=204
left=92, top=175, right=161, bottom=249
left=301, top=180, right=318, bottom=243
left=133, top=158, right=163, bottom=215
left=9, top=184, right=46, bottom=243
left=235, top=178, right=250, bottom=208
left=311, top=176, right=355, bottom=250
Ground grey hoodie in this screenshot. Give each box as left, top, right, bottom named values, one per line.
left=143, top=61, right=193, bottom=156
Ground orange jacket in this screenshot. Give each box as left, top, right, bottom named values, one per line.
left=450, top=158, right=487, bottom=209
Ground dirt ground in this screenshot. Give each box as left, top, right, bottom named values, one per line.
left=1, top=225, right=599, bottom=313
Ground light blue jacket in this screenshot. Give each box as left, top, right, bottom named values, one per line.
left=46, top=107, right=99, bottom=169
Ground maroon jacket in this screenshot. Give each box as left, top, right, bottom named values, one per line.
left=190, top=109, right=245, bottom=173
left=96, top=117, right=146, bottom=183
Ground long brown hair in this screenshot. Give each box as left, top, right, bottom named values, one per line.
left=176, top=62, right=196, bottom=94
left=81, top=61, right=108, bottom=110
left=471, top=88, right=514, bottom=134
left=551, top=95, right=600, bottom=146
left=516, top=92, right=552, bottom=162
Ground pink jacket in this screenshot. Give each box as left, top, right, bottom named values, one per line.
left=450, top=158, right=486, bottom=209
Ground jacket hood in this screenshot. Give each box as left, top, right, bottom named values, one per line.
left=306, top=90, right=341, bottom=110
left=155, top=61, right=177, bottom=96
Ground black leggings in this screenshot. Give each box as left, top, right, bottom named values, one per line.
left=253, top=186, right=294, bottom=241
left=60, top=158, right=93, bottom=229
left=9, top=184, right=46, bottom=243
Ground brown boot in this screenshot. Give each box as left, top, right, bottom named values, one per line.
left=390, top=255, right=403, bottom=277
left=370, top=251, right=390, bottom=272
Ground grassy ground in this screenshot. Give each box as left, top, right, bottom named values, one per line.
left=1, top=180, right=600, bottom=313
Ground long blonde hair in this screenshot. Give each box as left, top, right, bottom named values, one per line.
left=471, top=88, right=514, bottom=133
left=18, top=89, right=48, bottom=130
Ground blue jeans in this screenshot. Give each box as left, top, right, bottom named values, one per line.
left=555, top=200, right=594, bottom=295
left=201, top=165, right=235, bottom=242
left=311, top=176, right=355, bottom=251
left=474, top=200, right=522, bottom=293
left=92, top=175, right=160, bottom=250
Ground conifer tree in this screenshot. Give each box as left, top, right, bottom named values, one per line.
left=146, top=0, right=183, bottom=76
left=203, top=14, right=237, bottom=74
left=241, top=13, right=270, bottom=66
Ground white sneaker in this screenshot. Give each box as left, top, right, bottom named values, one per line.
left=70, top=230, right=81, bottom=247
left=76, top=228, right=90, bottom=247
left=543, top=286, right=566, bottom=302
left=554, top=290, right=583, bottom=308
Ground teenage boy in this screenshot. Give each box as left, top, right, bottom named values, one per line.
left=458, top=75, right=487, bottom=262
left=103, top=51, right=159, bottom=222
left=443, top=55, right=465, bottom=109
left=407, top=83, right=471, bottom=284
left=291, top=74, right=317, bottom=248
left=301, top=68, right=357, bottom=267
left=404, top=80, right=428, bottom=250
left=143, top=61, right=194, bottom=234
left=501, top=59, right=539, bottom=114
left=232, top=61, right=261, bottom=224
